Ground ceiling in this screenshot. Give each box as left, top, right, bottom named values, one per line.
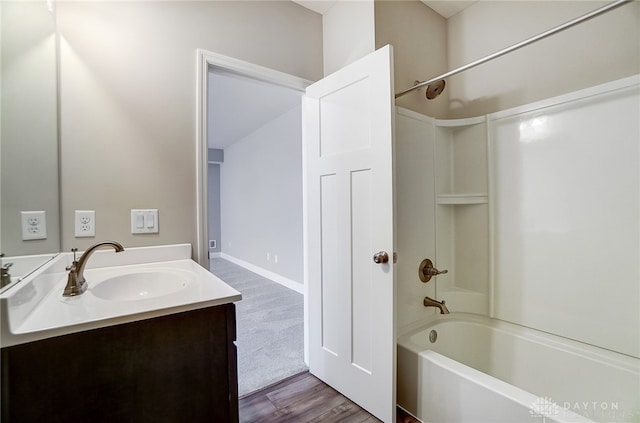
left=292, top=0, right=337, bottom=15
left=208, top=1, right=477, bottom=151
left=420, top=1, right=476, bottom=19
left=208, top=71, right=302, bottom=150
left=292, top=0, right=476, bottom=18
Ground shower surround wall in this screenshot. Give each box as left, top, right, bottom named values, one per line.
left=389, top=0, right=639, bottom=331
left=395, top=74, right=640, bottom=357
left=395, top=110, right=491, bottom=331
left=394, top=76, right=639, bottom=421
left=490, top=77, right=640, bottom=358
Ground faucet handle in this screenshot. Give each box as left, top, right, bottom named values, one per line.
left=419, top=259, right=448, bottom=283
left=1, top=262, right=12, bottom=271
left=66, top=248, right=79, bottom=271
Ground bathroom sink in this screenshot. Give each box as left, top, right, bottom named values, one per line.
left=91, top=269, right=193, bottom=301
left=0, top=244, right=242, bottom=347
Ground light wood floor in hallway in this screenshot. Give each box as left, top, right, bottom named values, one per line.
left=239, top=372, right=420, bottom=423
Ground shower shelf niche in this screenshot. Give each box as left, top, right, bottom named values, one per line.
left=437, top=194, right=488, bottom=205
left=434, top=116, right=489, bottom=315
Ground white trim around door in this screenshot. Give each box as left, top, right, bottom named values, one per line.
left=195, top=48, right=312, bottom=267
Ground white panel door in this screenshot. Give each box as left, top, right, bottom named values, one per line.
left=303, top=45, right=396, bottom=422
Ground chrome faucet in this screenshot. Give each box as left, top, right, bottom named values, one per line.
left=63, top=241, right=124, bottom=297
left=423, top=296, right=450, bottom=314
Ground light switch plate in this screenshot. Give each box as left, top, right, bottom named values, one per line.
left=131, top=209, right=158, bottom=234
left=21, top=211, right=47, bottom=240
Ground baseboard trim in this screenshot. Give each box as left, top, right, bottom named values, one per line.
left=216, top=253, right=304, bottom=294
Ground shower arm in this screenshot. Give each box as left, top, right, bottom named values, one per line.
left=394, top=0, right=633, bottom=99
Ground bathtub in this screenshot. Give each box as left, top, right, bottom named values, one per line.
left=397, top=313, right=640, bottom=423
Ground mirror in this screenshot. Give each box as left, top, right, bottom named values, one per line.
left=1, top=0, right=60, bottom=291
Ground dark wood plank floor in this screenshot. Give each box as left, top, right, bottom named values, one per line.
left=239, top=371, right=421, bottom=423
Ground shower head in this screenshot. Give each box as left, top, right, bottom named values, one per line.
left=425, top=80, right=446, bottom=100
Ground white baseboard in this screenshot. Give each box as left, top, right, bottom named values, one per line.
left=215, top=253, right=304, bottom=295
left=209, top=251, right=222, bottom=259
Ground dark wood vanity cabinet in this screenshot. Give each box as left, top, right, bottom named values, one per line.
left=1, top=303, right=238, bottom=423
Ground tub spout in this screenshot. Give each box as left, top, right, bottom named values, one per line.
left=423, top=296, right=450, bottom=314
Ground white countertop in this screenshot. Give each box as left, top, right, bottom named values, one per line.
left=0, top=244, right=241, bottom=348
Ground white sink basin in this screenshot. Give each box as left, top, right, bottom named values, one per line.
left=0, top=244, right=242, bottom=348
left=91, top=269, right=193, bottom=301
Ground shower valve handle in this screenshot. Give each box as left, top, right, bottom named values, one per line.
left=419, top=259, right=448, bottom=283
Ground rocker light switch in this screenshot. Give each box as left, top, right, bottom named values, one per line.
left=131, top=209, right=158, bottom=234
left=145, top=213, right=155, bottom=228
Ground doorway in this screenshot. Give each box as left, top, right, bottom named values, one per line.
left=197, top=50, right=311, bottom=396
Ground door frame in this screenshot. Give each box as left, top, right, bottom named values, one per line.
left=195, top=49, right=313, bottom=360
left=195, top=48, right=312, bottom=267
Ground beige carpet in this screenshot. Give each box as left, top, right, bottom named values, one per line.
left=209, top=258, right=307, bottom=397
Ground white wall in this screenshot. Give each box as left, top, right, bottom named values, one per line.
left=220, top=106, right=303, bottom=285
left=394, top=109, right=437, bottom=332
left=57, top=1, right=322, bottom=252
left=491, top=79, right=640, bottom=358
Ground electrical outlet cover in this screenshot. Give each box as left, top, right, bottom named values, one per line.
left=21, top=211, right=47, bottom=240
left=75, top=210, right=96, bottom=237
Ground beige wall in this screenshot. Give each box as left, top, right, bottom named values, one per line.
left=13, top=0, right=637, bottom=255
left=375, top=1, right=638, bottom=119
left=323, top=0, right=375, bottom=76
left=1, top=1, right=60, bottom=256
left=446, top=1, right=640, bottom=118
left=375, top=0, right=449, bottom=119
left=57, top=1, right=322, bottom=252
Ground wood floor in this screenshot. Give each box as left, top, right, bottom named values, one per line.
left=239, top=371, right=421, bottom=423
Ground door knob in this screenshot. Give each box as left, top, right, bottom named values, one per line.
left=419, top=258, right=448, bottom=282
left=373, top=251, right=389, bottom=264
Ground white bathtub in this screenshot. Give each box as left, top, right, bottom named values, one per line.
left=397, top=313, right=640, bottom=423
